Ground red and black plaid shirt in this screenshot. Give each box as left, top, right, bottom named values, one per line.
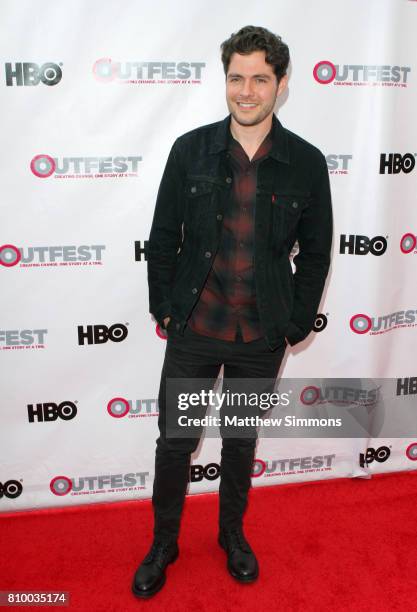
left=188, top=128, right=273, bottom=342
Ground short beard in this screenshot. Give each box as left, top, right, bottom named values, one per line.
left=229, top=106, right=274, bottom=127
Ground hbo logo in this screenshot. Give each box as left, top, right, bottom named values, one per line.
left=339, top=235, right=387, bottom=256
left=77, top=324, right=128, bottom=345
left=189, top=463, right=220, bottom=482
left=27, top=401, right=77, bottom=423
left=359, top=446, right=390, bottom=468
left=380, top=153, right=415, bottom=174
left=5, top=62, right=62, bottom=86
left=0, top=480, right=23, bottom=499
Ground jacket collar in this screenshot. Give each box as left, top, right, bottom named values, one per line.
left=209, top=113, right=290, bottom=164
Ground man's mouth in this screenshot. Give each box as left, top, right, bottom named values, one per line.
left=237, top=102, right=257, bottom=108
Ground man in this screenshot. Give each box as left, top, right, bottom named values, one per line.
left=132, top=25, right=332, bottom=597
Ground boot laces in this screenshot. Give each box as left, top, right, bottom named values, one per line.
left=145, top=541, right=173, bottom=566
left=225, top=528, right=250, bottom=553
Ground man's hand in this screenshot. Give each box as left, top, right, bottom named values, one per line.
left=163, top=316, right=171, bottom=329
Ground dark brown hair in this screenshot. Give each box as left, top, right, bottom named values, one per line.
left=221, top=25, right=290, bottom=83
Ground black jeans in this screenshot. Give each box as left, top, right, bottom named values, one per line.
left=152, top=321, right=286, bottom=541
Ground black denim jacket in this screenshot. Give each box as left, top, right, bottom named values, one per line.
left=147, top=114, right=332, bottom=349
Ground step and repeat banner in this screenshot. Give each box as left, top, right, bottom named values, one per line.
left=1, top=0, right=416, bottom=511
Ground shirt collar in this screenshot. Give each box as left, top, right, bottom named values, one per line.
left=209, top=114, right=290, bottom=165
left=228, top=123, right=273, bottom=163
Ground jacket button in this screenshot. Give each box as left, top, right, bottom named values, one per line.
left=292, top=201, right=298, bottom=208
left=191, top=186, right=197, bottom=194
left=191, top=287, right=198, bottom=294
left=176, top=323, right=180, bottom=331
left=204, top=251, right=212, bottom=258
left=225, top=177, right=232, bottom=184
left=216, top=214, right=223, bottom=221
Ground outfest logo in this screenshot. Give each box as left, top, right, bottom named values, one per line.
left=1, top=329, right=47, bottom=350
left=406, top=443, right=417, bottom=461
left=156, top=323, right=168, bottom=339
left=92, top=58, right=205, bottom=84
left=313, top=61, right=411, bottom=87
left=107, top=397, right=158, bottom=418
left=350, top=310, right=417, bottom=335
left=252, top=455, right=336, bottom=478
left=30, top=154, right=142, bottom=179
left=400, top=233, right=417, bottom=254
left=300, top=385, right=378, bottom=407
left=0, top=244, right=105, bottom=268
left=50, top=472, right=149, bottom=496
left=325, top=154, right=352, bottom=175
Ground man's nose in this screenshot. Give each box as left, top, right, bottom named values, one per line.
left=240, top=79, right=254, bottom=97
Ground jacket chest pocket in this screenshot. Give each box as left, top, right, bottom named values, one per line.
left=184, top=178, right=215, bottom=230
left=271, top=194, right=310, bottom=241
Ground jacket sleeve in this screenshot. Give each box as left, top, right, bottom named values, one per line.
left=285, top=154, right=333, bottom=346
left=147, top=139, right=185, bottom=327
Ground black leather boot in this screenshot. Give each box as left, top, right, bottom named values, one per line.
left=219, top=528, right=259, bottom=583
left=132, top=540, right=179, bottom=598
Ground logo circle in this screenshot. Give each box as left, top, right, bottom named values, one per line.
left=375, top=446, right=390, bottom=462
left=313, top=61, right=336, bottom=84
left=370, top=236, right=387, bottom=256
left=204, top=463, right=220, bottom=480
left=313, top=314, right=328, bottom=332
left=401, top=154, right=415, bottom=174
left=107, top=397, right=130, bottom=418
left=0, top=244, right=21, bottom=267
left=400, top=233, right=416, bottom=254
left=58, top=401, right=77, bottom=421
left=350, top=314, right=372, bottom=334
left=406, top=443, right=417, bottom=461
left=252, top=458, right=266, bottom=478
left=50, top=476, right=72, bottom=496
left=92, top=58, right=116, bottom=82
left=40, top=63, right=62, bottom=86
left=1, top=480, right=23, bottom=499
left=300, top=386, right=320, bottom=405
left=30, top=154, right=55, bottom=178
left=109, top=324, right=128, bottom=342
left=156, top=323, right=168, bottom=340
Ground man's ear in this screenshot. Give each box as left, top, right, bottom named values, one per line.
left=277, top=74, right=288, bottom=97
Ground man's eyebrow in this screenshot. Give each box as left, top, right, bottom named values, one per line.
left=227, top=73, right=272, bottom=79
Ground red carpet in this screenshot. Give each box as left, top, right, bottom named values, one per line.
left=1, top=471, right=417, bottom=611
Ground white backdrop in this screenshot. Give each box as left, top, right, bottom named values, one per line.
left=1, top=0, right=417, bottom=512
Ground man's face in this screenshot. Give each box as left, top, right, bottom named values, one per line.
left=226, top=50, right=287, bottom=128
